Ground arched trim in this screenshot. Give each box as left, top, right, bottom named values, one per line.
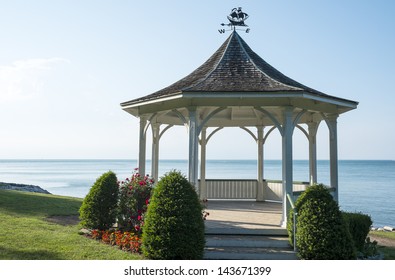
left=206, top=127, right=224, bottom=143
left=143, top=113, right=157, bottom=135
left=295, top=125, right=309, bottom=140
left=254, top=107, right=283, bottom=136
left=293, top=109, right=307, bottom=128
left=159, top=124, right=174, bottom=140
left=239, top=127, right=258, bottom=142
left=198, top=107, right=227, bottom=134
left=172, top=109, right=188, bottom=126
left=320, top=112, right=338, bottom=135
left=263, top=126, right=277, bottom=143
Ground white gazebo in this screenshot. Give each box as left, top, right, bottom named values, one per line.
left=121, top=31, right=358, bottom=227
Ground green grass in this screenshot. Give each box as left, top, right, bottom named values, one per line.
left=370, top=231, right=395, bottom=240
left=369, top=231, right=395, bottom=260
left=0, top=190, right=143, bottom=260
left=378, top=246, right=395, bottom=260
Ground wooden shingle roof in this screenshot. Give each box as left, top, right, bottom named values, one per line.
left=122, top=31, right=353, bottom=107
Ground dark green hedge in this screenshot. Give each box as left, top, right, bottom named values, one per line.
left=342, top=212, right=372, bottom=252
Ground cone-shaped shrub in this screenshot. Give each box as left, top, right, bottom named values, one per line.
left=293, top=184, right=356, bottom=260
left=79, top=171, right=119, bottom=230
left=142, top=170, right=205, bottom=259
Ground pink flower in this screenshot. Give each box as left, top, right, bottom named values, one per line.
left=137, top=215, right=142, bottom=221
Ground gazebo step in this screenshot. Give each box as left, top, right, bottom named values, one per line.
left=205, top=228, right=288, bottom=236
left=204, top=231, right=296, bottom=260
left=206, top=234, right=290, bottom=248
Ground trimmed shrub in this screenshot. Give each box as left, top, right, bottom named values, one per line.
left=287, top=207, right=296, bottom=247
left=142, top=170, right=205, bottom=259
left=79, top=171, right=119, bottom=230
left=342, top=211, right=372, bottom=252
left=117, top=169, right=154, bottom=233
left=294, top=184, right=356, bottom=260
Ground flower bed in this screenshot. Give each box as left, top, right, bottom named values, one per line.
left=89, top=229, right=142, bottom=253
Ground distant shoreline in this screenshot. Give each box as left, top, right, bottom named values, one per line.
left=0, top=182, right=51, bottom=194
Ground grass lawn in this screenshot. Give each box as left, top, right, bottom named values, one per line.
left=0, top=190, right=143, bottom=260
left=369, top=231, right=395, bottom=260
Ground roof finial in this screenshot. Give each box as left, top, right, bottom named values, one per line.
left=219, top=7, right=250, bottom=34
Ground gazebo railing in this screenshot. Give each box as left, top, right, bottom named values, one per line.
left=203, top=179, right=257, bottom=199
left=200, top=179, right=311, bottom=201
left=265, top=180, right=309, bottom=202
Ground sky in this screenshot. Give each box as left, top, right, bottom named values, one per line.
left=0, top=0, right=394, bottom=160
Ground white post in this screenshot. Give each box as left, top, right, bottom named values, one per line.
left=281, top=107, right=294, bottom=228
left=151, top=123, right=160, bottom=183
left=256, top=126, right=264, bottom=201
left=308, top=122, right=319, bottom=185
left=200, top=127, right=207, bottom=199
left=138, top=116, right=147, bottom=176
left=188, top=107, right=199, bottom=191
left=328, top=114, right=339, bottom=202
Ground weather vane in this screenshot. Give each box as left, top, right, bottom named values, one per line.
left=219, top=7, right=250, bottom=34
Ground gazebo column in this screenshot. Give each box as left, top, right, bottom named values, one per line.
left=138, top=116, right=147, bottom=176
left=327, top=114, right=339, bottom=202
left=256, top=126, right=265, bottom=201
left=200, top=127, right=207, bottom=199
left=308, top=122, right=319, bottom=185
left=151, top=123, right=160, bottom=183
left=188, top=107, right=199, bottom=191
left=281, top=107, right=294, bottom=228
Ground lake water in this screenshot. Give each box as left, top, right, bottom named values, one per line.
left=0, top=159, right=394, bottom=228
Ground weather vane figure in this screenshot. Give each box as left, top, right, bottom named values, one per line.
left=219, top=7, right=250, bottom=34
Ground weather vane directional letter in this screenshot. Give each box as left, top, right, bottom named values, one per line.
left=219, top=7, right=250, bottom=34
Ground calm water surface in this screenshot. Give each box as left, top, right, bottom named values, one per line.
left=0, top=159, right=394, bottom=227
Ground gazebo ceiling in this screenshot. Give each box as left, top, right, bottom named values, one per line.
left=121, top=31, right=358, bottom=126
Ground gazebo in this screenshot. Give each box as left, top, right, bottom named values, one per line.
left=121, top=30, right=358, bottom=227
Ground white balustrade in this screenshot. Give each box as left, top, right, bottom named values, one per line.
left=200, top=179, right=310, bottom=201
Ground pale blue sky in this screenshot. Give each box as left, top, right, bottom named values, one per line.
left=0, top=1, right=394, bottom=160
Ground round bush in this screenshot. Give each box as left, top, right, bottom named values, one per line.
left=142, top=170, right=205, bottom=259
left=79, top=171, right=119, bottom=230
left=294, top=184, right=356, bottom=260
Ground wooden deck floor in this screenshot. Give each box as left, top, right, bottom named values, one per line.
left=204, top=200, right=286, bottom=235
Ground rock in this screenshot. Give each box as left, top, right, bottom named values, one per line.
left=0, top=182, right=51, bottom=194
left=79, top=228, right=91, bottom=235
left=378, top=228, right=384, bottom=231
left=383, top=226, right=394, bottom=232
left=371, top=227, right=377, bottom=231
